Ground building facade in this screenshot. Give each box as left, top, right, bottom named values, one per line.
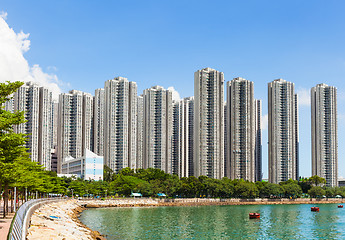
left=136, top=95, right=144, bottom=169
left=13, top=82, right=53, bottom=169
left=184, top=97, right=194, bottom=177
left=254, top=99, right=262, bottom=182
left=104, top=77, right=137, bottom=173
left=57, top=90, right=93, bottom=173
left=93, top=88, right=105, bottom=156
left=194, top=68, right=225, bottom=179
left=268, top=79, right=299, bottom=183
left=311, top=83, right=338, bottom=187
left=226, top=78, right=258, bottom=182
left=61, top=149, right=104, bottom=181
left=143, top=86, right=173, bottom=174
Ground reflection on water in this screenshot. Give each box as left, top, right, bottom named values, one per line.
left=80, top=203, right=345, bottom=239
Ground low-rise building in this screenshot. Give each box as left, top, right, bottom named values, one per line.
left=61, top=149, right=103, bottom=181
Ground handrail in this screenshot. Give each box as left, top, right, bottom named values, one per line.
left=8, top=198, right=65, bottom=240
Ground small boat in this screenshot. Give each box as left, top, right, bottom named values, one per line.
left=338, top=205, right=343, bottom=208
left=311, top=207, right=319, bottom=212
left=249, top=213, right=260, bottom=219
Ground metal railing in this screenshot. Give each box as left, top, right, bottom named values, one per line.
left=8, top=198, right=65, bottom=240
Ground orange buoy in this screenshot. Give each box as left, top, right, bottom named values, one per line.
left=311, top=207, right=319, bottom=212
left=249, top=213, right=260, bottom=219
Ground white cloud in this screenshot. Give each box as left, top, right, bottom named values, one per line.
left=167, top=86, right=181, bottom=101
left=296, top=88, right=310, bottom=107
left=262, top=114, right=268, bottom=131
left=0, top=14, right=63, bottom=99
left=0, top=11, right=7, bottom=20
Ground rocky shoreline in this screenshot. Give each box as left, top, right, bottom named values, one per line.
left=27, top=198, right=345, bottom=239
left=27, top=200, right=105, bottom=240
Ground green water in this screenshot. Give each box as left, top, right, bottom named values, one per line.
left=80, top=203, right=345, bottom=239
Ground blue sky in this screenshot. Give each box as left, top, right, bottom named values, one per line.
left=1, top=0, right=345, bottom=179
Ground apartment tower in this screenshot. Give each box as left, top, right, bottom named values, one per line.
left=254, top=99, right=262, bottom=181
left=194, top=68, right=224, bottom=179
left=226, top=78, right=260, bottom=182
left=13, top=82, right=53, bottom=169
left=136, top=95, right=144, bottom=169
left=57, top=90, right=93, bottom=173
left=184, top=97, right=194, bottom=177
left=311, top=83, right=338, bottom=187
left=93, top=88, right=105, bottom=156
left=143, top=86, right=173, bottom=173
left=268, top=79, right=299, bottom=183
left=104, top=77, right=137, bottom=173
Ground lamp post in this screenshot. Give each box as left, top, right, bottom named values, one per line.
left=71, top=189, right=74, bottom=198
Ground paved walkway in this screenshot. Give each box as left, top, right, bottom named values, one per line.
left=0, top=201, right=14, bottom=239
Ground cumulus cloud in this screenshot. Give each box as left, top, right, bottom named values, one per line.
left=296, top=88, right=310, bottom=107
left=0, top=11, right=7, bottom=20
left=0, top=12, right=63, bottom=99
left=262, top=114, right=268, bottom=131
left=167, top=86, right=181, bottom=101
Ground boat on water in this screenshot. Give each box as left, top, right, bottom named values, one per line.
left=311, top=207, right=319, bottom=212
left=249, top=213, right=260, bottom=219
left=338, top=205, right=343, bottom=208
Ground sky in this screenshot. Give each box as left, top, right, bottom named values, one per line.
left=1, top=0, right=345, bottom=179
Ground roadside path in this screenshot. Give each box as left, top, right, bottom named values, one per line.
left=0, top=201, right=14, bottom=240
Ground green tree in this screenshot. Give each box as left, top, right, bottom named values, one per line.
left=281, top=182, right=302, bottom=198
left=103, top=165, right=114, bottom=182
left=234, top=180, right=258, bottom=199
left=308, top=186, right=326, bottom=198
left=260, top=183, right=283, bottom=198
left=309, top=175, right=326, bottom=186
left=0, top=81, right=32, bottom=217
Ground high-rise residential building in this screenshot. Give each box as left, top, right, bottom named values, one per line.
left=104, top=77, right=137, bottom=173
left=93, top=88, right=105, bottom=156
left=38, top=87, right=53, bottom=170
left=51, top=100, right=59, bottom=148
left=13, top=82, right=53, bottom=169
left=254, top=99, right=262, bottom=182
left=143, top=86, right=173, bottom=174
left=224, top=103, right=227, bottom=177
left=226, top=78, right=258, bottom=182
left=311, top=83, right=338, bottom=187
left=268, top=79, right=299, bottom=184
left=172, top=100, right=184, bottom=176
left=194, top=68, right=225, bottom=179
left=171, top=97, right=194, bottom=178
left=136, top=95, right=144, bottom=169
left=57, top=90, right=93, bottom=173
left=3, top=94, right=14, bottom=112
left=83, top=93, right=94, bottom=153
left=14, top=82, right=40, bottom=163
left=184, top=97, right=194, bottom=177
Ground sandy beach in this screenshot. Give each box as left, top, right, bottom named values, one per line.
left=26, top=197, right=345, bottom=239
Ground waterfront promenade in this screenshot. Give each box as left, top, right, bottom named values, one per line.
left=0, top=201, right=14, bottom=240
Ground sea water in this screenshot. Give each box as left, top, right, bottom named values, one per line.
left=80, top=203, right=345, bottom=239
